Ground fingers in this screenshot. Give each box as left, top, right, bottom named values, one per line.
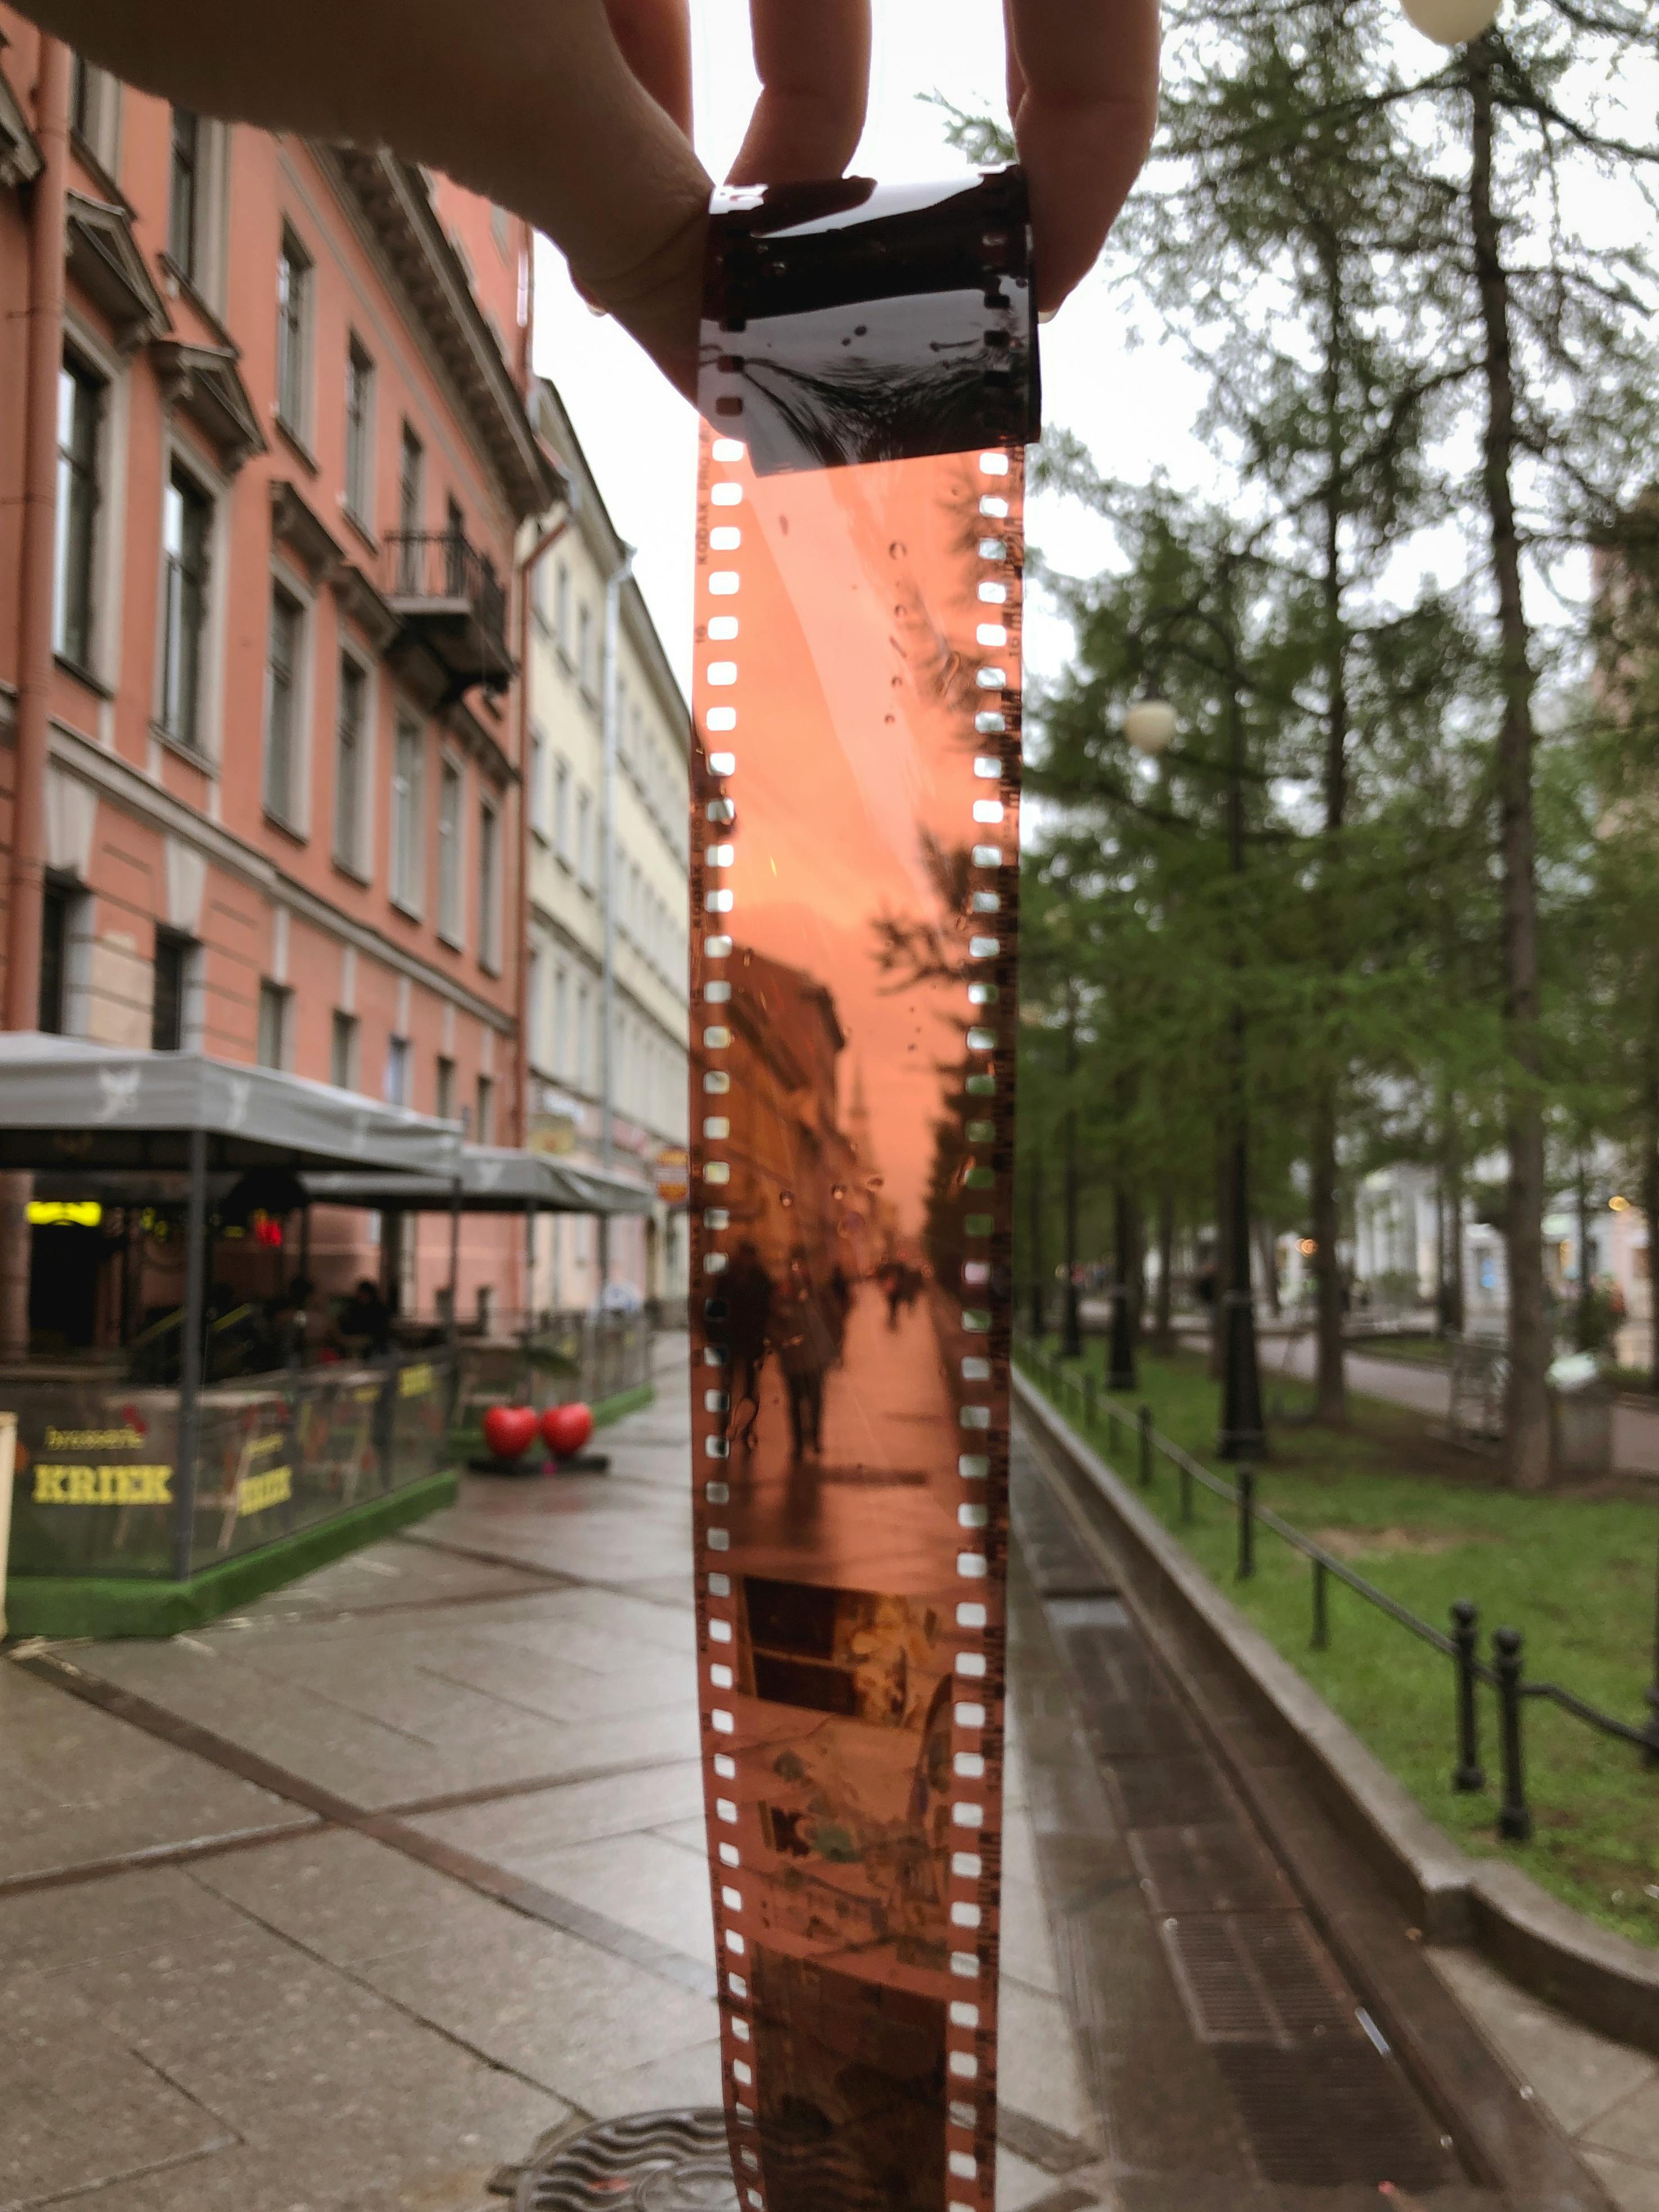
left=1005, top=0, right=1160, bottom=312
left=727, top=0, right=872, bottom=185
left=603, top=0, right=693, bottom=135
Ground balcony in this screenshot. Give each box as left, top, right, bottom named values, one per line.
left=382, top=530, right=513, bottom=702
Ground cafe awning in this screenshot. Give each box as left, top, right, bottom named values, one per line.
left=303, top=1144, right=653, bottom=1216
left=0, top=1033, right=463, bottom=1176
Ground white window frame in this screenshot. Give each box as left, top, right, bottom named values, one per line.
left=332, top=647, right=374, bottom=879
left=477, top=792, right=502, bottom=973
left=436, top=749, right=464, bottom=947
left=329, top=1008, right=359, bottom=1091
left=384, top=1032, right=411, bottom=1108
left=344, top=334, right=376, bottom=531
left=257, top=979, right=292, bottom=1071
left=390, top=714, right=426, bottom=917
left=263, top=569, right=311, bottom=834
left=527, top=723, right=549, bottom=841
left=275, top=223, right=314, bottom=443
left=153, top=445, right=225, bottom=765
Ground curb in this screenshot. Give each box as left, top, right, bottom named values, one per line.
left=1012, top=1366, right=1659, bottom=2058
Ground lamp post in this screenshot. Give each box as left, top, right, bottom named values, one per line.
left=1399, top=0, right=1500, bottom=44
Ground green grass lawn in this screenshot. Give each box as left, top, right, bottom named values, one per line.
left=1019, top=1340, right=1659, bottom=1949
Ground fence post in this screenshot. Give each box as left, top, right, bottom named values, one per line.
left=1451, top=1600, right=1485, bottom=1794
left=1312, top=1558, right=1329, bottom=1650
left=1179, top=1456, right=1194, bottom=1526
left=1236, top=1465, right=1256, bottom=1581
left=1107, top=1405, right=1120, bottom=1458
left=1083, top=1372, right=1097, bottom=1433
left=1493, top=1627, right=1532, bottom=1842
left=1138, top=1405, right=1154, bottom=1488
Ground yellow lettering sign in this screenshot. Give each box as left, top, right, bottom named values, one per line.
left=237, top=1465, right=293, bottom=1516
left=32, top=1464, right=173, bottom=1506
left=399, top=1363, right=435, bottom=1399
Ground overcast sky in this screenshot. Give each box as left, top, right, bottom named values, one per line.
left=530, top=0, right=1214, bottom=696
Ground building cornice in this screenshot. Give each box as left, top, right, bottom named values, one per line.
left=152, top=340, right=266, bottom=475
left=315, top=146, right=558, bottom=522
left=49, top=719, right=514, bottom=1032
left=65, top=191, right=171, bottom=353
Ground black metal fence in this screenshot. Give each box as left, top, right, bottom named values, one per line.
left=1019, top=1341, right=1659, bottom=1841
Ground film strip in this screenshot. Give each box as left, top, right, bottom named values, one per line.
left=690, top=172, right=1038, bottom=2212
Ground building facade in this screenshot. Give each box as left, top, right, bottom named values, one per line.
left=520, top=379, right=690, bottom=1317
left=0, top=21, right=558, bottom=1341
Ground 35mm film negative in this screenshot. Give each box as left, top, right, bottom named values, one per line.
left=690, top=171, right=1038, bottom=2212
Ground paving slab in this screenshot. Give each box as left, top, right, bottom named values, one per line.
left=0, top=1662, right=292, bottom=1884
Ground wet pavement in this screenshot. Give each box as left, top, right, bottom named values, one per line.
left=3, top=1334, right=1655, bottom=2211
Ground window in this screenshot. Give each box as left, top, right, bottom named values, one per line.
left=528, top=725, right=548, bottom=837
left=436, top=756, right=463, bottom=941
left=330, top=1009, right=358, bottom=1091
left=577, top=603, right=594, bottom=692
left=391, top=717, right=424, bottom=911
left=168, top=107, right=201, bottom=279
left=53, top=359, right=101, bottom=671
left=70, top=57, right=117, bottom=169
left=39, top=882, right=73, bottom=1035
left=275, top=228, right=312, bottom=436
left=384, top=1034, right=410, bottom=1107
left=491, top=202, right=510, bottom=258
left=345, top=338, right=374, bottom=524
left=399, top=422, right=424, bottom=539
left=554, top=562, right=570, bottom=652
left=576, top=787, right=593, bottom=888
left=553, top=965, right=569, bottom=1077
left=264, top=586, right=304, bottom=825
left=435, top=1054, right=455, bottom=1122
left=257, top=981, right=290, bottom=1070
left=477, top=797, right=500, bottom=969
left=576, top=981, right=591, bottom=1088
left=445, top=495, right=465, bottom=594
left=474, top=1072, right=495, bottom=1145
left=334, top=657, right=368, bottom=873
left=553, top=755, right=571, bottom=863
left=151, top=932, right=192, bottom=1051
left=159, top=466, right=211, bottom=751
left=527, top=944, right=545, bottom=1067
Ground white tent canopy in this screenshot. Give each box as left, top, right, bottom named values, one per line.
left=0, top=1032, right=463, bottom=1176
left=303, top=1145, right=652, bottom=1217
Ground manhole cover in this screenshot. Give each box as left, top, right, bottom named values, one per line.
left=513, top=2111, right=738, bottom=2212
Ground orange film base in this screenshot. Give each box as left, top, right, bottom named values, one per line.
left=689, top=173, right=1037, bottom=2212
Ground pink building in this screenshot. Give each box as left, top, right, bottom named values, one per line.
left=0, top=22, right=560, bottom=1343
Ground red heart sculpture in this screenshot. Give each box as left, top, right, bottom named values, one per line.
left=541, top=1402, right=595, bottom=1459
left=483, top=1405, right=539, bottom=1461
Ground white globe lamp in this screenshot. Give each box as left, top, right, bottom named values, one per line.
left=1399, top=0, right=1500, bottom=46
left=1123, top=696, right=1178, bottom=758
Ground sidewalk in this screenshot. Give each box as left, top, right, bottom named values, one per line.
left=0, top=1339, right=1088, bottom=2212
left=7, top=1339, right=1656, bottom=2211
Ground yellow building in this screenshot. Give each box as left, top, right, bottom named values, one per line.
left=521, top=381, right=690, bottom=1315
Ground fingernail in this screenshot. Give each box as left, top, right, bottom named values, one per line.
left=586, top=301, right=611, bottom=320
left=1038, top=308, right=1058, bottom=325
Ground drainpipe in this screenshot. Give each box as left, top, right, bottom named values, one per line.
left=513, top=470, right=572, bottom=1324
left=597, top=544, right=634, bottom=1304
left=0, top=34, right=72, bottom=1358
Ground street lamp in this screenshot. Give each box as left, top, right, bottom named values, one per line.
left=1399, top=0, right=1501, bottom=43
left=1124, top=696, right=1178, bottom=759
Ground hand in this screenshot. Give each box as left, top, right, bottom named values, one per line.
left=20, top=0, right=1158, bottom=393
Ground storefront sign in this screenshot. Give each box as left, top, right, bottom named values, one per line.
left=32, top=1462, right=173, bottom=1504
left=27, top=1201, right=102, bottom=1227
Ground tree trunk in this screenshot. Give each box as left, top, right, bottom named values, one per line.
left=1210, top=1141, right=1229, bottom=1380
left=1311, top=1091, right=1346, bottom=1423
left=1446, top=1109, right=1467, bottom=1335
left=1310, top=223, right=1351, bottom=1428
left=1154, top=1189, right=1174, bottom=1351
left=1470, top=41, right=1551, bottom=1491
left=1645, top=1087, right=1659, bottom=1394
